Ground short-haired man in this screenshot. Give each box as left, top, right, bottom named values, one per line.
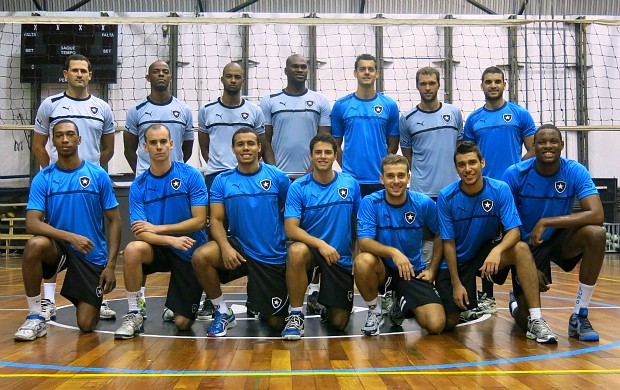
left=114, top=124, right=208, bottom=339
left=436, top=141, right=557, bottom=344
left=282, top=133, right=361, bottom=340
left=502, top=124, right=605, bottom=341
left=355, top=154, right=445, bottom=336
left=192, top=128, right=290, bottom=337
left=15, top=120, right=121, bottom=341
left=331, top=53, right=399, bottom=198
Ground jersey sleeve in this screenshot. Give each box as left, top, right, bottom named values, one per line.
left=188, top=167, right=209, bottom=207
left=399, top=114, right=412, bottom=150
left=498, top=182, right=522, bottom=231
left=318, top=95, right=332, bottom=127
left=422, top=196, right=439, bottom=234
left=183, top=105, right=195, bottom=141
left=197, top=106, right=208, bottom=134
left=501, top=165, right=520, bottom=197
left=386, top=100, right=400, bottom=137
left=259, top=96, right=273, bottom=126
left=357, top=197, right=378, bottom=239
left=124, top=106, right=139, bottom=135
left=102, top=103, right=115, bottom=135
left=253, top=105, right=266, bottom=135
left=330, top=100, right=344, bottom=138
left=352, top=179, right=362, bottom=213
left=210, top=175, right=225, bottom=204
left=283, top=182, right=303, bottom=220
left=573, top=163, right=599, bottom=200
left=129, top=182, right=147, bottom=224
left=277, top=170, right=290, bottom=204
left=463, top=114, right=475, bottom=142
left=518, top=107, right=536, bottom=138
left=97, top=170, right=119, bottom=210
left=26, top=172, right=48, bottom=212
left=456, top=109, right=464, bottom=140
left=34, top=99, right=52, bottom=136
left=437, top=192, right=455, bottom=240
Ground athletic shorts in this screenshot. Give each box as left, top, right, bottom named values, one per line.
left=143, top=245, right=203, bottom=319
left=307, top=247, right=354, bottom=312
left=383, top=265, right=442, bottom=317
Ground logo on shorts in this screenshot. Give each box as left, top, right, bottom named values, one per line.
left=260, top=179, right=272, bottom=191
left=171, top=178, right=182, bottom=190
left=348, top=290, right=354, bottom=302
left=192, top=303, right=199, bottom=314
left=404, top=211, right=416, bottom=224
left=481, top=199, right=494, bottom=212
left=272, top=297, right=283, bottom=309
left=442, top=114, right=451, bottom=123
left=374, top=105, right=384, bottom=114
left=172, top=110, right=180, bottom=118
left=306, top=100, right=314, bottom=107
left=90, top=106, right=98, bottom=115
left=338, top=187, right=348, bottom=199
left=95, top=286, right=103, bottom=298
left=241, top=112, right=249, bottom=120
left=79, top=176, right=91, bottom=188
left=503, top=113, right=513, bottom=122
left=555, top=180, right=567, bottom=193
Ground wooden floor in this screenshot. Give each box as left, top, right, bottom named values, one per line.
left=1, top=253, right=620, bottom=389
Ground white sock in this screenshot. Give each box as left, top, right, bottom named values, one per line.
left=212, top=295, right=229, bottom=314
left=528, top=307, right=542, bottom=320
left=27, top=294, right=42, bottom=315
left=44, top=283, right=56, bottom=303
left=366, top=297, right=381, bottom=314
left=308, top=283, right=319, bottom=294
left=289, top=306, right=303, bottom=314
left=140, top=286, right=146, bottom=297
left=127, top=291, right=140, bottom=312
left=574, top=282, right=595, bottom=314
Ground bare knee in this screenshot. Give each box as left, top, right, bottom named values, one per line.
left=266, top=315, right=286, bottom=331
left=328, top=308, right=351, bottom=331
left=23, top=236, right=54, bottom=261
left=416, top=305, right=446, bottom=335
left=175, top=315, right=194, bottom=331
left=354, top=252, right=378, bottom=273
left=124, top=241, right=152, bottom=266
left=192, top=242, right=219, bottom=269
left=582, top=225, right=606, bottom=245
left=287, top=242, right=311, bottom=268
left=77, top=317, right=98, bottom=333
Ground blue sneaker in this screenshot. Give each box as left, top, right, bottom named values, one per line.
left=568, top=308, right=599, bottom=341
left=281, top=311, right=304, bottom=340
left=208, top=309, right=237, bottom=337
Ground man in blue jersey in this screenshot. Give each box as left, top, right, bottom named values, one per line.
left=355, top=154, right=445, bottom=336
left=436, top=141, right=557, bottom=343
left=32, top=54, right=116, bottom=322
left=14, top=120, right=121, bottom=341
left=281, top=133, right=361, bottom=340
left=124, top=60, right=194, bottom=177
left=192, top=128, right=290, bottom=337
left=503, top=124, right=605, bottom=341
left=114, top=124, right=208, bottom=339
left=331, top=53, right=400, bottom=198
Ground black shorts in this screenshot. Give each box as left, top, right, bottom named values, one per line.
left=143, top=245, right=203, bottom=319
left=42, top=240, right=105, bottom=309
left=217, top=237, right=289, bottom=317
left=307, top=247, right=354, bottom=312
left=359, top=183, right=384, bottom=198
left=384, top=265, right=442, bottom=316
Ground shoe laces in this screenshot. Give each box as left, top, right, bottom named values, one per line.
left=365, top=312, right=381, bottom=326
left=285, top=313, right=303, bottom=329
left=577, top=314, right=595, bottom=332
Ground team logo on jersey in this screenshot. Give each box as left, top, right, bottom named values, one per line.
left=481, top=199, right=494, bottom=212
left=374, top=105, right=384, bottom=114
left=272, top=297, right=283, bottom=309
left=555, top=180, right=567, bottom=193
left=95, top=286, right=103, bottom=298
left=348, top=290, right=354, bottom=302
left=172, top=110, right=180, bottom=118
left=171, top=178, right=182, bottom=190
left=442, top=114, right=451, bottom=123
left=338, top=187, right=348, bottom=199
left=79, top=176, right=91, bottom=188
left=503, top=113, right=513, bottom=122
left=241, top=112, right=249, bottom=120
left=404, top=211, right=416, bottom=224
left=90, top=107, right=98, bottom=115
left=306, top=100, right=314, bottom=107
left=260, top=179, right=272, bottom=191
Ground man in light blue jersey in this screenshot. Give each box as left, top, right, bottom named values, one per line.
left=32, top=54, right=116, bottom=322
left=114, top=124, right=208, bottom=340
left=354, top=155, right=445, bottom=337
left=192, top=128, right=290, bottom=337
left=331, top=53, right=400, bottom=198
left=436, top=141, right=556, bottom=344
left=124, top=60, right=194, bottom=177
left=261, top=54, right=332, bottom=179
left=15, top=120, right=121, bottom=342
left=503, top=124, right=605, bottom=342
left=281, top=133, right=361, bottom=340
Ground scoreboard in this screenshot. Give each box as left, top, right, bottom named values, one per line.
left=20, top=23, right=118, bottom=83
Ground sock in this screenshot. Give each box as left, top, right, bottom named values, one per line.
left=308, top=283, right=319, bottom=295
left=574, top=282, right=595, bottom=315
left=366, top=297, right=381, bottom=314
left=140, top=286, right=146, bottom=298
left=127, top=291, right=140, bottom=312
left=528, top=307, right=542, bottom=320
left=289, top=306, right=303, bottom=314
left=44, top=283, right=56, bottom=303
left=481, top=278, right=494, bottom=298
left=27, top=294, right=42, bottom=315
left=212, top=295, right=229, bottom=314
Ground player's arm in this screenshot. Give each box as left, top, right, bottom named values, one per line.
left=334, top=137, right=344, bottom=168
left=131, top=204, right=207, bottom=237
left=123, top=132, right=139, bottom=174
left=387, top=135, right=400, bottom=155
left=26, top=209, right=94, bottom=254
left=285, top=218, right=340, bottom=264
left=198, top=131, right=210, bottom=164
left=182, top=140, right=194, bottom=162
left=522, top=134, right=535, bottom=160
left=100, top=206, right=121, bottom=293
left=32, top=133, right=50, bottom=168
left=210, top=202, right=246, bottom=269
left=443, top=238, right=468, bottom=310
left=401, top=148, right=413, bottom=169
left=259, top=133, right=275, bottom=165
left=99, top=133, right=115, bottom=167
left=359, top=237, right=414, bottom=280
left=417, top=233, right=442, bottom=283
left=480, top=227, right=520, bottom=278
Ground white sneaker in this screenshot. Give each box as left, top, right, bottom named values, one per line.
left=41, top=299, right=57, bottom=322
left=162, top=307, right=174, bottom=322
left=14, top=314, right=47, bottom=341
left=99, top=300, right=116, bottom=320
left=114, top=312, right=144, bottom=340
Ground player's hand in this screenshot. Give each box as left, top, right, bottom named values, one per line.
left=221, top=244, right=246, bottom=270
left=453, top=282, right=469, bottom=310
left=98, top=266, right=117, bottom=294
left=479, top=247, right=501, bottom=279
left=318, top=242, right=340, bottom=265
left=538, top=270, right=551, bottom=292
left=416, top=269, right=434, bottom=283
left=168, top=236, right=196, bottom=251
left=131, top=221, right=160, bottom=235
left=529, top=221, right=547, bottom=247
left=69, top=233, right=94, bottom=254
left=393, top=251, right=414, bottom=281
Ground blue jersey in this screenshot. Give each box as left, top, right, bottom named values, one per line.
left=437, top=177, right=521, bottom=266
left=284, top=172, right=361, bottom=268
left=125, top=96, right=195, bottom=176
left=27, top=161, right=119, bottom=266
left=129, top=161, right=208, bottom=262
left=331, top=93, right=399, bottom=184
left=399, top=103, right=463, bottom=196
left=211, top=163, right=290, bottom=264
left=34, top=92, right=115, bottom=165
left=260, top=89, right=332, bottom=175
left=464, top=101, right=536, bottom=179
left=502, top=158, right=598, bottom=242
left=357, top=190, right=439, bottom=272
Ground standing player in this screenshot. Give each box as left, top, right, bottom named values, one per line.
left=114, top=124, right=208, bottom=339
left=32, top=54, right=116, bottom=321
left=192, top=128, right=290, bottom=337
left=14, top=120, right=121, bottom=341
left=282, top=133, right=361, bottom=340
left=503, top=124, right=605, bottom=341
left=331, top=53, right=400, bottom=198
left=355, top=154, right=445, bottom=336
left=436, top=141, right=557, bottom=343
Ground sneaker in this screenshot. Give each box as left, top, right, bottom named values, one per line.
left=361, top=311, right=385, bottom=336
left=114, top=312, right=144, bottom=340
left=568, top=308, right=599, bottom=341
left=14, top=314, right=47, bottom=341
left=246, top=300, right=259, bottom=318
left=99, top=300, right=116, bottom=320
left=162, top=307, right=174, bottom=322
left=41, top=299, right=57, bottom=322
left=476, top=291, right=498, bottom=314
left=138, top=296, right=147, bottom=319
left=508, top=290, right=518, bottom=319
left=526, top=317, right=558, bottom=344
left=459, top=307, right=484, bottom=323
left=381, top=291, right=394, bottom=318
left=196, top=299, right=215, bottom=321
left=207, top=309, right=237, bottom=337
left=281, top=311, right=305, bottom=340
left=389, top=298, right=405, bottom=326
left=306, top=291, right=326, bottom=315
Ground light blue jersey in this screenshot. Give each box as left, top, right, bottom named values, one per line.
left=399, top=103, right=463, bottom=196
left=125, top=96, right=194, bottom=176
left=260, top=89, right=331, bottom=175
